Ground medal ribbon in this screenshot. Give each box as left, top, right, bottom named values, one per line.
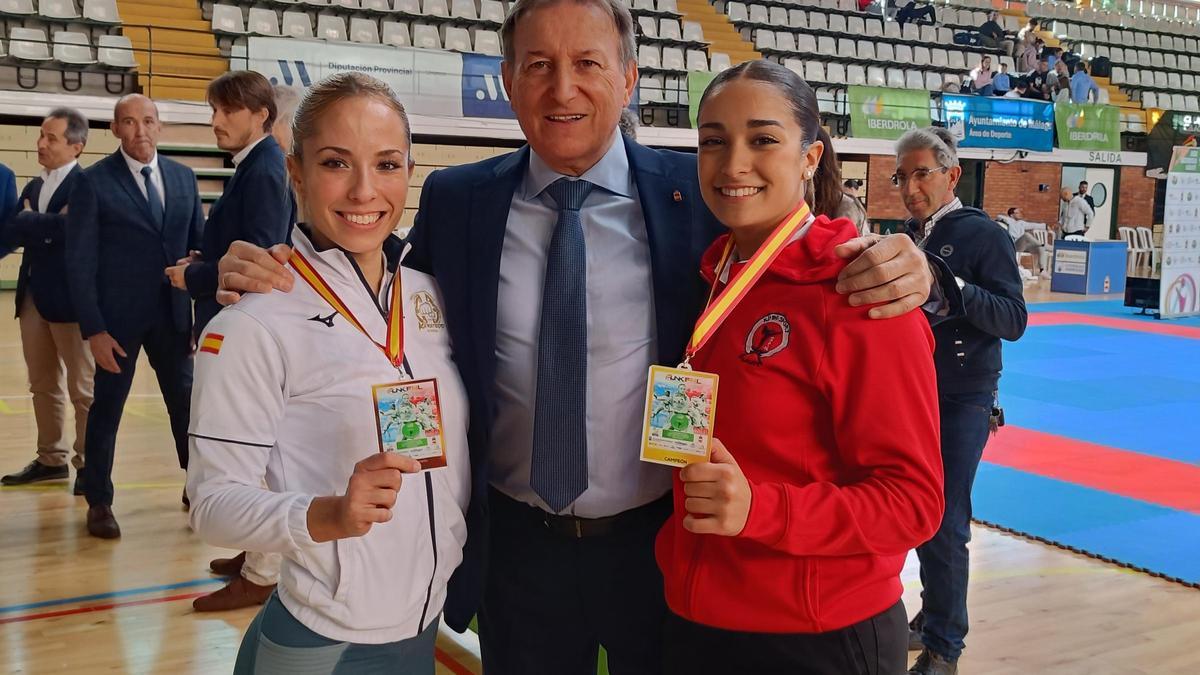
left=683, top=202, right=812, bottom=366
left=289, top=250, right=405, bottom=368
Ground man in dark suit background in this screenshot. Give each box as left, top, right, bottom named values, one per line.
left=166, top=70, right=294, bottom=336
left=67, top=94, right=205, bottom=539
left=0, top=162, right=14, bottom=224
left=215, top=1, right=949, bottom=670
left=169, top=70, right=293, bottom=612
left=0, top=108, right=95, bottom=492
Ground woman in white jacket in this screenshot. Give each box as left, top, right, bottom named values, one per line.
left=186, top=72, right=470, bottom=674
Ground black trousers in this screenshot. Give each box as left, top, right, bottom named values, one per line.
left=663, top=600, right=908, bottom=675
left=81, top=300, right=193, bottom=508
left=479, top=489, right=672, bottom=675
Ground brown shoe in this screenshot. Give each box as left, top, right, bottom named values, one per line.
left=86, top=505, right=121, bottom=539
left=209, top=551, right=247, bottom=577
left=192, top=576, right=275, bottom=612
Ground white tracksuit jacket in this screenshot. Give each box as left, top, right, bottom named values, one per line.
left=186, top=225, right=469, bottom=644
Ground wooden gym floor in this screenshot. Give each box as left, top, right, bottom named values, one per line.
left=1, top=284, right=1198, bottom=674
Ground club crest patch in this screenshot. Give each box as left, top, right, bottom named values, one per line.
left=743, top=313, right=790, bottom=365
left=940, top=244, right=955, bottom=257
left=411, top=291, right=444, bottom=331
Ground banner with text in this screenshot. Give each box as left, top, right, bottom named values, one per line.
left=1055, top=102, right=1121, bottom=151
left=849, top=86, right=932, bottom=141
left=943, top=94, right=1054, bottom=152
left=1161, top=146, right=1200, bottom=319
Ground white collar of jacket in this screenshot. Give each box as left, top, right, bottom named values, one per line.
left=292, top=223, right=405, bottom=290
left=232, top=134, right=269, bottom=167
left=39, top=159, right=77, bottom=182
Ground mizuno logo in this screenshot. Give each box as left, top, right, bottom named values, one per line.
left=308, top=312, right=336, bottom=328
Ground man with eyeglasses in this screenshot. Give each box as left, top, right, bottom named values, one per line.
left=892, top=128, right=1027, bottom=675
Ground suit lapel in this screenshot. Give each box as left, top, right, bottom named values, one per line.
left=109, top=152, right=157, bottom=227
left=27, top=178, right=44, bottom=212
left=468, top=147, right=527, bottom=401
left=625, top=138, right=698, bottom=365
left=44, top=166, right=80, bottom=213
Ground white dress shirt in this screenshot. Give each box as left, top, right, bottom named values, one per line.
left=491, top=129, right=668, bottom=518
left=120, top=148, right=165, bottom=209
left=1060, top=195, right=1093, bottom=235
left=232, top=134, right=269, bottom=167
left=38, top=160, right=78, bottom=212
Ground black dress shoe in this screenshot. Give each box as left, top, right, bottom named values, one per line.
left=86, top=505, right=121, bottom=539
left=73, top=476, right=85, bottom=496
left=909, top=649, right=958, bottom=675
left=2, top=461, right=69, bottom=485
left=209, top=551, right=247, bottom=577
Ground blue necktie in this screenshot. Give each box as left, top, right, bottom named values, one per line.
left=530, top=178, right=593, bottom=513
left=141, top=165, right=163, bottom=226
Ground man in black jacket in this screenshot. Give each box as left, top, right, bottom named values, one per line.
left=894, top=128, right=1027, bottom=675
left=0, top=108, right=95, bottom=492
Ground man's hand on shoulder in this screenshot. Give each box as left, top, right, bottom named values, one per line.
left=216, top=240, right=294, bottom=306
left=834, top=233, right=935, bottom=319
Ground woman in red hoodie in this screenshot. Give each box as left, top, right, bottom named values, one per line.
left=655, top=60, right=945, bottom=674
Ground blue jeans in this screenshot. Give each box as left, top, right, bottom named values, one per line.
left=915, top=391, right=994, bottom=662
left=233, top=593, right=439, bottom=674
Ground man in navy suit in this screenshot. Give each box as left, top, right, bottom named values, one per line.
left=167, top=71, right=294, bottom=337
left=0, top=108, right=96, bottom=492
left=170, top=70, right=293, bottom=612
left=216, top=1, right=949, bottom=670
left=66, top=94, right=205, bottom=539
left=0, top=162, right=14, bottom=225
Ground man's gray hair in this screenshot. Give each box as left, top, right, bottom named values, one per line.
left=500, top=0, right=637, bottom=66
left=47, top=106, right=88, bottom=147
left=895, top=126, right=959, bottom=169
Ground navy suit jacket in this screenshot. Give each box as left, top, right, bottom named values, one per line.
left=66, top=151, right=205, bottom=340
left=404, top=136, right=724, bottom=632
left=0, top=165, right=83, bottom=322
left=186, top=135, right=295, bottom=334
left=0, top=163, right=15, bottom=226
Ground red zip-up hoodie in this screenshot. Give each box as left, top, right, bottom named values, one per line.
left=655, top=215, right=944, bottom=634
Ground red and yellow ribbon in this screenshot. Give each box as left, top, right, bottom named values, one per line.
left=683, top=202, right=812, bottom=365
left=289, top=250, right=405, bottom=368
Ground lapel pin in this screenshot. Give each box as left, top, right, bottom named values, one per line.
left=672, top=190, right=682, bottom=203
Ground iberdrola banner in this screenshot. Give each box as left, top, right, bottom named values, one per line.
left=849, top=85, right=932, bottom=141
left=1055, top=103, right=1121, bottom=151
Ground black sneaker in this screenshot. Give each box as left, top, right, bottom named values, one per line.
left=2, top=461, right=69, bottom=485
left=908, top=611, right=924, bottom=651
left=909, top=649, right=958, bottom=675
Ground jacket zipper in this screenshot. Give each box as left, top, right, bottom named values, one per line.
left=347, top=251, right=439, bottom=635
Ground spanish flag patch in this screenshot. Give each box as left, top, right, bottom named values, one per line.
left=199, top=333, right=224, bottom=355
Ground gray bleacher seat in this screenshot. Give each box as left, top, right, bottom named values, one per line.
left=943, top=72, right=960, bottom=90
left=660, top=18, right=681, bottom=41
left=1186, top=95, right=1199, bottom=112
left=1151, top=52, right=1163, bottom=68
left=40, top=0, right=79, bottom=20
left=634, top=0, right=655, bottom=12
left=748, top=4, right=768, bottom=24
left=686, top=49, right=706, bottom=71
left=931, top=49, right=948, bottom=68
left=768, top=6, right=787, bottom=26
left=828, top=14, right=846, bottom=34
left=847, top=16, right=864, bottom=35
left=475, top=30, right=500, bottom=56
left=53, top=31, right=94, bottom=64
left=248, top=8, right=280, bottom=36
left=1111, top=66, right=1125, bottom=84
left=817, top=35, right=835, bottom=57
left=480, top=0, right=504, bottom=23
left=212, top=4, right=246, bottom=34
left=867, top=65, right=886, bottom=87
left=282, top=11, right=314, bottom=38
left=97, top=34, right=136, bottom=68
left=316, top=14, right=347, bottom=40
left=9, top=27, right=51, bottom=61
left=638, top=16, right=657, bottom=38
left=726, top=2, right=747, bottom=23
left=639, top=74, right=663, bottom=103
left=913, top=46, right=930, bottom=66
left=412, top=23, right=440, bottom=48
left=381, top=20, right=410, bottom=46
left=876, top=42, right=894, bottom=63
left=895, top=44, right=913, bottom=64
left=920, top=25, right=936, bottom=44
left=1142, top=91, right=1158, bottom=108
left=710, top=52, right=731, bottom=71
left=809, top=12, right=827, bottom=31
left=837, top=38, right=855, bottom=60
left=1183, top=74, right=1196, bottom=91
left=902, top=22, right=919, bottom=41
left=450, top=0, right=476, bottom=20
left=796, top=33, right=816, bottom=53
left=776, top=31, right=796, bottom=52
left=1154, top=70, right=1168, bottom=88
left=884, top=21, right=900, bottom=39
left=847, top=64, right=866, bottom=86
left=937, top=27, right=954, bottom=45
left=682, top=21, right=703, bottom=42
left=422, top=0, right=448, bottom=18
left=638, top=43, right=660, bottom=69
left=788, top=9, right=805, bottom=28
left=865, top=18, right=881, bottom=38
left=332, top=0, right=360, bottom=8
left=350, top=17, right=380, bottom=43
left=948, top=50, right=966, bottom=69
left=886, top=67, right=905, bottom=88
left=905, top=69, right=923, bottom=89
left=805, top=60, right=825, bottom=84
left=782, top=58, right=803, bottom=77
left=857, top=40, right=875, bottom=62
left=662, top=46, right=684, bottom=70
left=942, top=8, right=959, bottom=25
left=1168, top=72, right=1181, bottom=90
left=442, top=25, right=471, bottom=51
left=925, top=71, right=941, bottom=90
left=362, top=0, right=391, bottom=10
left=754, top=29, right=775, bottom=51
left=395, top=0, right=420, bottom=13
left=657, top=0, right=678, bottom=13
left=83, top=0, right=120, bottom=23
left=0, top=0, right=35, bottom=15
left=826, top=61, right=846, bottom=84
left=1172, top=93, right=1187, bottom=110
